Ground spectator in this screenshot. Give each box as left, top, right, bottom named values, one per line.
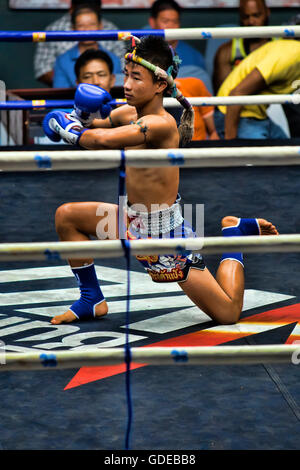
left=214, top=38, right=300, bottom=140
left=175, top=77, right=219, bottom=140
left=39, top=45, right=117, bottom=146
left=53, top=4, right=122, bottom=88
left=74, top=48, right=116, bottom=91
left=282, top=13, right=300, bottom=138
left=213, top=0, right=271, bottom=93
left=148, top=0, right=213, bottom=93
left=34, top=0, right=125, bottom=87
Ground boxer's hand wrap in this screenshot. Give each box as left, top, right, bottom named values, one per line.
left=71, top=83, right=112, bottom=126
left=42, top=110, right=87, bottom=145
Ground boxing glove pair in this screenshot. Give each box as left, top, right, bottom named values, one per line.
left=43, top=83, right=112, bottom=145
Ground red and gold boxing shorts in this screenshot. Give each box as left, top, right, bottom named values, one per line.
left=124, top=197, right=206, bottom=283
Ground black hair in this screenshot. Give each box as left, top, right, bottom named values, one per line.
left=71, top=0, right=101, bottom=7
left=71, top=3, right=101, bottom=25
left=150, top=0, right=181, bottom=19
left=239, top=0, right=268, bottom=9
left=75, top=49, right=114, bottom=78
left=129, top=35, right=179, bottom=81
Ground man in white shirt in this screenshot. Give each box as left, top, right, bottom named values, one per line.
left=34, top=0, right=125, bottom=86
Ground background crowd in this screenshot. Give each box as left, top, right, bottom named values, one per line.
left=4, top=0, right=300, bottom=139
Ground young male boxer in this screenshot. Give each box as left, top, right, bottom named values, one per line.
left=43, top=35, right=278, bottom=325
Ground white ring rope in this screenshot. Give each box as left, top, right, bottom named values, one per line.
left=0, top=235, right=299, bottom=261
left=0, top=345, right=299, bottom=371
left=165, top=26, right=300, bottom=40
left=0, top=146, right=299, bottom=171
left=163, top=95, right=300, bottom=107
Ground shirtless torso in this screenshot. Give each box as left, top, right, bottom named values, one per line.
left=81, top=61, right=180, bottom=210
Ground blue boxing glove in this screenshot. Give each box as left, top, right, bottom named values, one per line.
left=71, top=83, right=112, bottom=126
left=43, top=110, right=87, bottom=145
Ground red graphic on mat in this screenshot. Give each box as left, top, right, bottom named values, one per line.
left=64, top=303, right=300, bottom=390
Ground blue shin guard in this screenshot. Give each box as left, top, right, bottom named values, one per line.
left=220, top=218, right=260, bottom=267
left=69, top=263, right=105, bottom=320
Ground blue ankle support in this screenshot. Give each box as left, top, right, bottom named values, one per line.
left=220, top=218, right=260, bottom=266
left=69, top=263, right=105, bottom=320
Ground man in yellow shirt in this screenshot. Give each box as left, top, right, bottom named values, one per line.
left=214, top=39, right=300, bottom=139
left=213, top=0, right=271, bottom=93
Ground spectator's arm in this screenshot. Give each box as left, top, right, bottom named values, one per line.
left=38, top=70, right=54, bottom=87
left=53, top=59, right=70, bottom=88
left=203, top=111, right=219, bottom=140
left=224, top=67, right=266, bottom=139
left=34, top=41, right=57, bottom=85
left=212, top=42, right=232, bottom=94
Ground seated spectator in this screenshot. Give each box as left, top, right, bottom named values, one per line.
left=282, top=13, right=300, bottom=138
left=213, top=0, right=271, bottom=93
left=38, top=48, right=116, bottom=146
left=53, top=4, right=122, bottom=88
left=34, top=0, right=125, bottom=87
left=214, top=38, right=300, bottom=140
left=148, top=0, right=213, bottom=92
left=74, top=48, right=116, bottom=92
left=175, top=77, right=219, bottom=140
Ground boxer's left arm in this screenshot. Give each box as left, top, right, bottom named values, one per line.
left=91, top=104, right=137, bottom=129
left=78, top=115, right=166, bottom=150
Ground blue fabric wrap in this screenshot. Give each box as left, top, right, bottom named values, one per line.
left=220, top=218, right=260, bottom=265
left=69, top=263, right=105, bottom=320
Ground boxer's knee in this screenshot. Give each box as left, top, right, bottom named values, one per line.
left=55, top=203, right=76, bottom=235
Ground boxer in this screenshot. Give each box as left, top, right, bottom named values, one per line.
left=43, top=35, right=278, bottom=325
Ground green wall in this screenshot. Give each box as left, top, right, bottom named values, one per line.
left=0, top=2, right=298, bottom=89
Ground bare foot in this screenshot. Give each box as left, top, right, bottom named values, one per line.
left=256, top=218, right=279, bottom=235
left=221, top=216, right=279, bottom=235
left=50, top=300, right=108, bottom=324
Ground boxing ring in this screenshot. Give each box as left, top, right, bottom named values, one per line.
left=0, top=25, right=299, bottom=451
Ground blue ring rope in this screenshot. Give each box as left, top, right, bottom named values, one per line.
left=0, top=99, right=125, bottom=110
left=118, top=150, right=133, bottom=450
left=0, top=29, right=164, bottom=42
